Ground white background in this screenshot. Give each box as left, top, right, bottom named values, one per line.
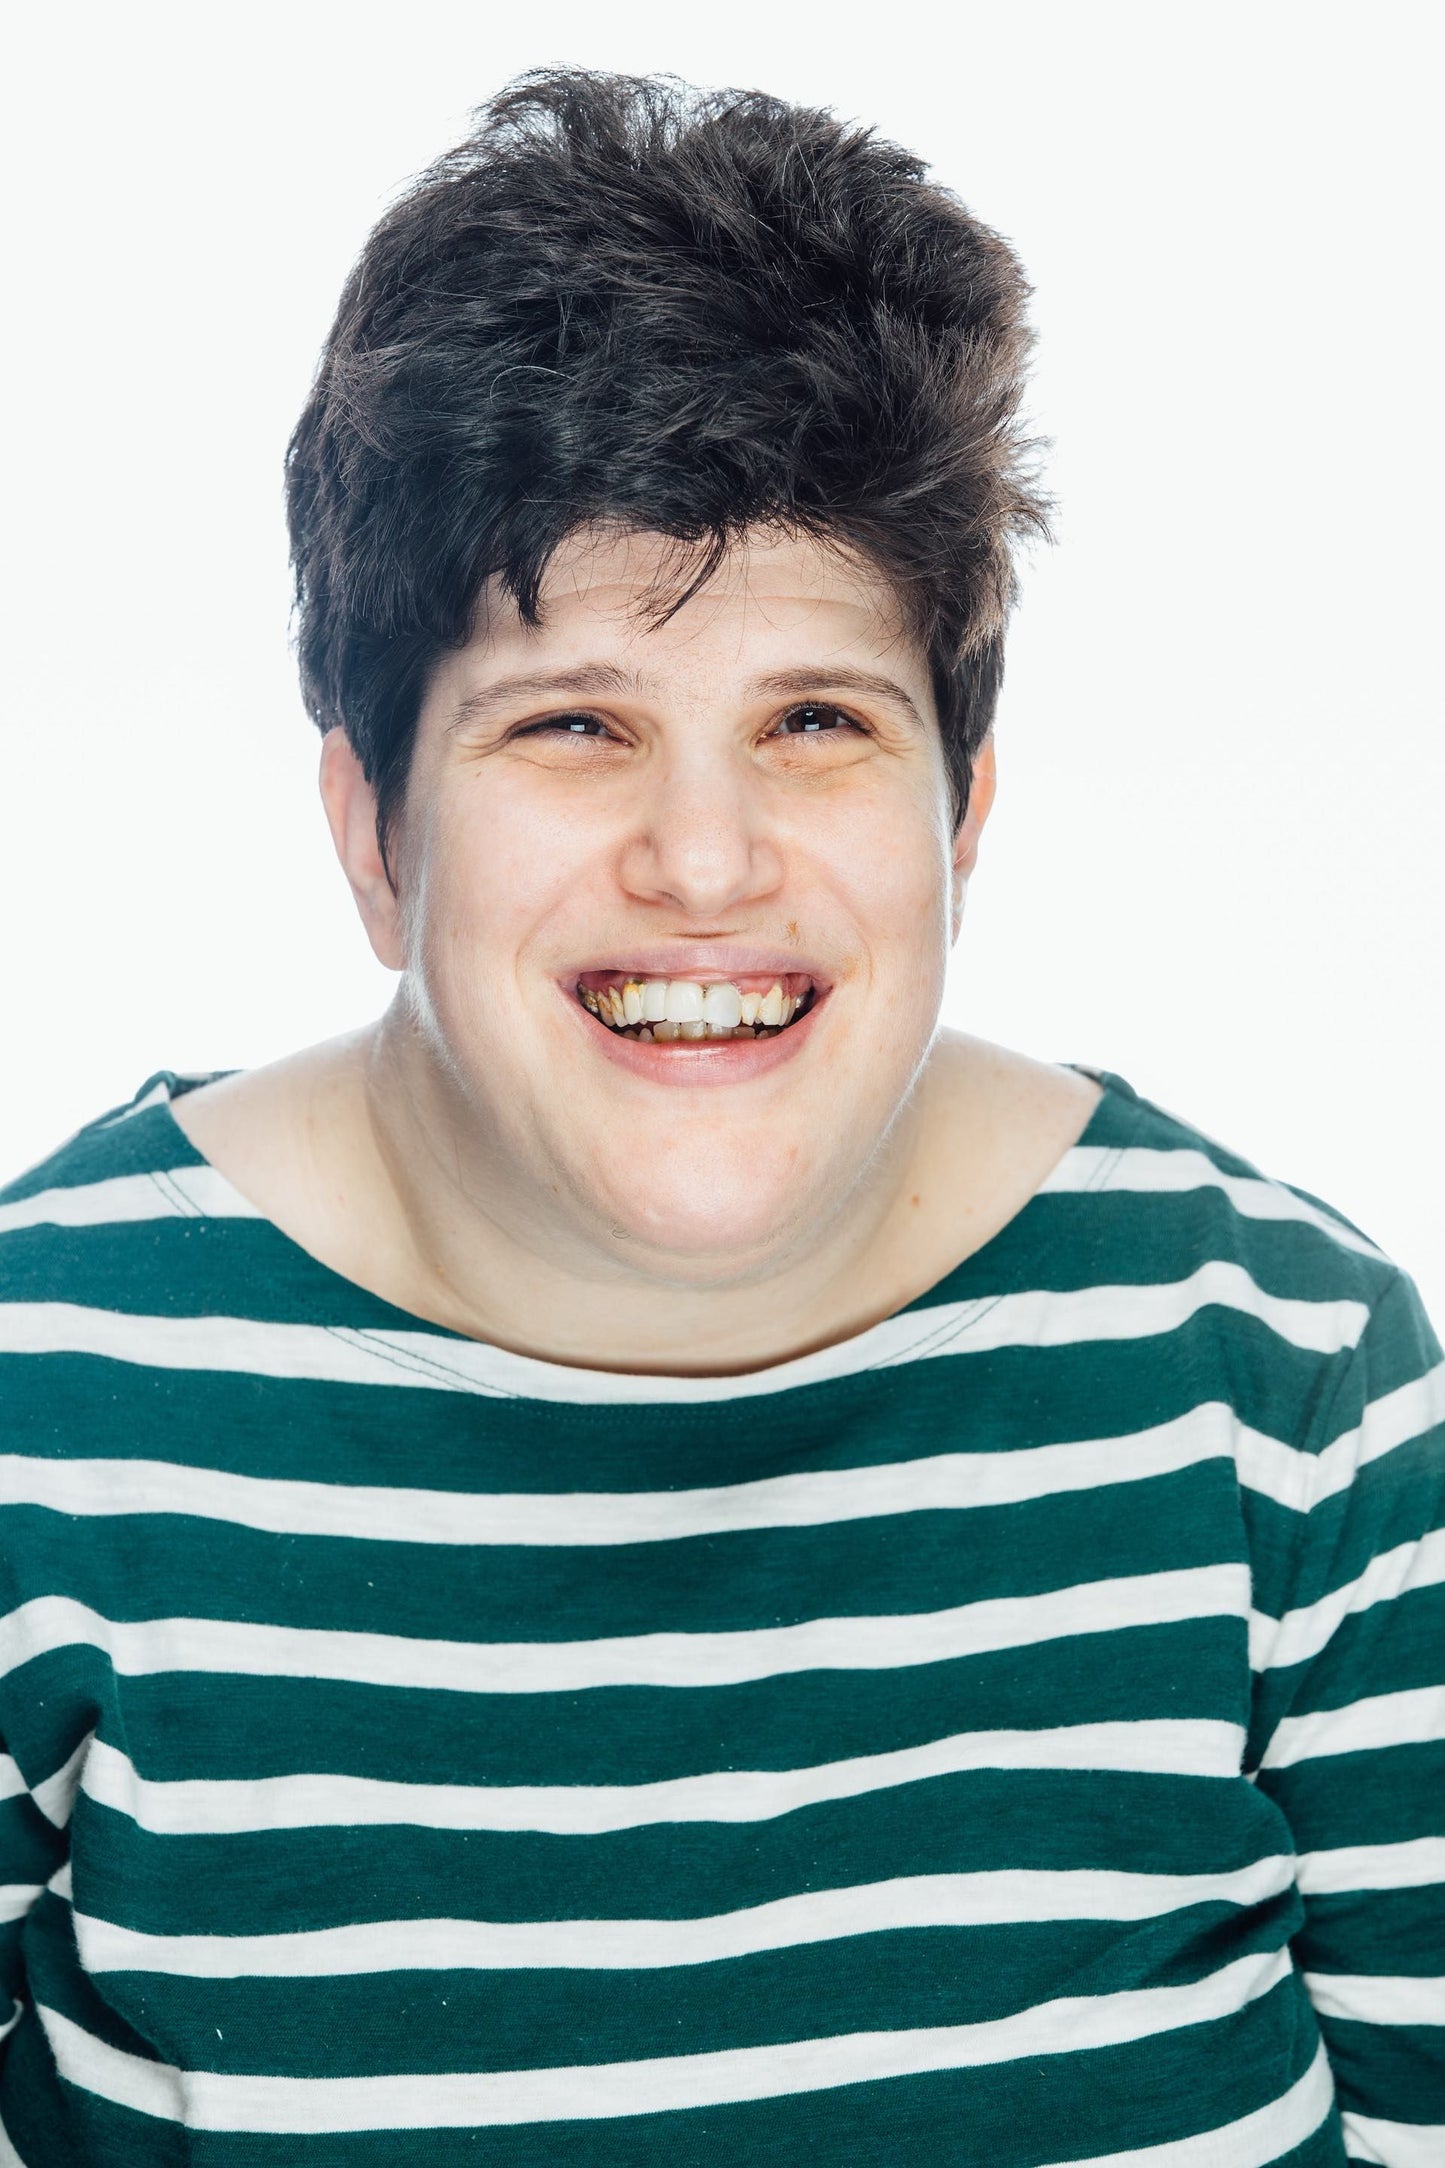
left=4, top=2, right=1441, bottom=1316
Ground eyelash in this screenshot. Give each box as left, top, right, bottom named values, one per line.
left=515, top=704, right=866, bottom=742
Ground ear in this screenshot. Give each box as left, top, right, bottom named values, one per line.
left=318, top=729, right=405, bottom=972
left=950, top=733, right=997, bottom=937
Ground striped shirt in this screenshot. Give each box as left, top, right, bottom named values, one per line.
left=0, top=1062, right=1441, bottom=2166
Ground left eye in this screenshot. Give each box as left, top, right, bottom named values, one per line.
left=774, top=704, right=858, bottom=735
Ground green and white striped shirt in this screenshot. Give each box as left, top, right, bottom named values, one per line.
left=0, top=1064, right=1441, bottom=2164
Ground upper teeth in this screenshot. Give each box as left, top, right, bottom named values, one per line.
left=578, top=979, right=808, bottom=1037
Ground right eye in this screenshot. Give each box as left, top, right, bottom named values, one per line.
left=516, top=714, right=616, bottom=739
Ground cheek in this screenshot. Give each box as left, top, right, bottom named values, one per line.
left=402, top=781, right=602, bottom=995
left=813, top=776, right=954, bottom=951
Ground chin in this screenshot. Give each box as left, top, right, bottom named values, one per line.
left=580, top=1164, right=813, bottom=1279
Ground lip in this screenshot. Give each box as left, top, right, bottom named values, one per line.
left=560, top=946, right=833, bottom=990
left=561, top=979, right=829, bottom=1087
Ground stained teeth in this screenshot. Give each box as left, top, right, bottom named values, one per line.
left=578, top=975, right=813, bottom=1042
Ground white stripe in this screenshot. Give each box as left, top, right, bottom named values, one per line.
left=1249, top=1529, right=1445, bottom=1671
left=0, top=1168, right=260, bottom=1237
left=1342, top=2109, right=1445, bottom=2167
left=0, top=1402, right=1241, bottom=1549
left=1034, top=2039, right=1334, bottom=2168
left=0, top=1758, right=25, bottom=1804
left=0, top=1264, right=1368, bottom=1404
left=0, top=2104, right=26, bottom=2167
left=73, top=1857, right=1293, bottom=1978
left=93, top=1078, right=176, bottom=1128
left=1235, top=1362, right=1445, bottom=1516
left=82, top=1719, right=1244, bottom=1838
left=3, top=1377, right=1429, bottom=1550
left=1264, top=1686, right=1445, bottom=1769
left=1296, top=1835, right=1445, bottom=1894
left=1042, top=1145, right=1386, bottom=1260
left=1303, top=1969, right=1445, bottom=2025
left=0, top=1886, right=42, bottom=1925
left=37, top=1946, right=1291, bottom=2131
left=0, top=1566, right=1248, bottom=1697
left=31, top=1732, right=94, bottom=1829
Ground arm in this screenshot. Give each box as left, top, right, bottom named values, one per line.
left=1250, top=1267, right=1445, bottom=2165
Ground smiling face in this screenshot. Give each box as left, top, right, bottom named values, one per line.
left=324, top=525, right=995, bottom=1286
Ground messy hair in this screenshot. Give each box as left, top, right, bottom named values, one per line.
left=286, top=67, right=1051, bottom=870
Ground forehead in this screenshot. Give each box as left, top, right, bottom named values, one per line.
left=469, top=525, right=920, bottom=682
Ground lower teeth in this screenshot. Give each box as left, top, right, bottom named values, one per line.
left=634, top=1022, right=769, bottom=1042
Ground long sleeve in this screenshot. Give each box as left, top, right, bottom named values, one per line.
left=1249, top=1266, right=1445, bottom=2165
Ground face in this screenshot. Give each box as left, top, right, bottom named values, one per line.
left=324, top=526, right=995, bottom=1285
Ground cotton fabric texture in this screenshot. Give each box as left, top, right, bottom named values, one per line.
left=0, top=1066, right=1441, bottom=2165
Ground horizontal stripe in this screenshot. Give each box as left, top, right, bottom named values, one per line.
left=0, top=1887, right=42, bottom=1925
left=0, top=1566, right=1249, bottom=1697
left=1295, top=1836, right=1445, bottom=1894
left=14, top=1388, right=1435, bottom=1545
left=0, top=1167, right=260, bottom=1236
left=72, top=1857, right=1294, bottom=1977
left=82, top=1719, right=1245, bottom=1837
left=1249, top=1528, right=1445, bottom=1672
left=0, top=1263, right=1370, bottom=1403
left=0, top=1402, right=1242, bottom=1546
left=1341, top=2110, right=1445, bottom=2167
left=1034, top=2040, right=1333, bottom=2168
left=1264, top=1686, right=1445, bottom=1769
left=1043, top=1144, right=1386, bottom=1258
left=0, top=1759, right=24, bottom=1804
left=37, top=1946, right=1292, bottom=2130
left=1303, top=1970, right=1445, bottom=2025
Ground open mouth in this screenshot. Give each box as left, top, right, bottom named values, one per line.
left=575, top=972, right=818, bottom=1043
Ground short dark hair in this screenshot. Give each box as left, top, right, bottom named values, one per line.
left=286, top=68, right=1050, bottom=870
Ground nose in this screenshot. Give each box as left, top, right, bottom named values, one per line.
left=617, top=748, right=784, bottom=918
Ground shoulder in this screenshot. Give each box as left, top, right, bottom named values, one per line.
left=0, top=1070, right=249, bottom=1313
left=1069, top=1065, right=1396, bottom=1297
left=1060, top=1067, right=1442, bottom=1457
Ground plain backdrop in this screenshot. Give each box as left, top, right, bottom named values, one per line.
left=3, top=1, right=1441, bottom=1317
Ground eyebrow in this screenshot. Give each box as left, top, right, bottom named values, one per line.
left=748, top=666, right=925, bottom=728
left=447, top=660, right=925, bottom=733
left=447, top=664, right=650, bottom=734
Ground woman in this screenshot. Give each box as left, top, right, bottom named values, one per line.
left=0, top=68, right=1439, bottom=2165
